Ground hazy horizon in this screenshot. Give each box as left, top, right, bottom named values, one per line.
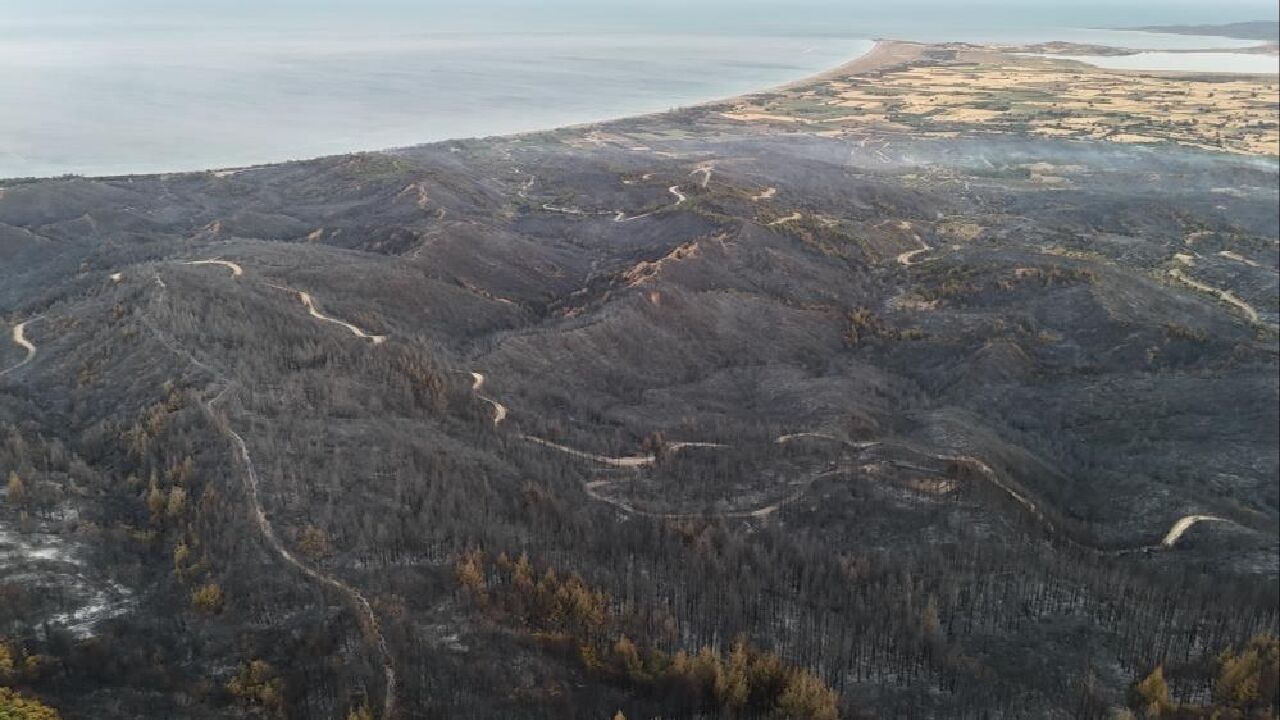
left=2, top=1, right=1276, bottom=178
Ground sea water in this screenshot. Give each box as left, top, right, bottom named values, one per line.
left=1, top=0, right=1274, bottom=178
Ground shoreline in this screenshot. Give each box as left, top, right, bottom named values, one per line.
left=3, top=36, right=1274, bottom=184
left=1, top=40, right=900, bottom=184
left=487, top=40, right=920, bottom=142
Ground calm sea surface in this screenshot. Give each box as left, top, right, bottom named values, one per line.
left=1, top=1, right=1274, bottom=178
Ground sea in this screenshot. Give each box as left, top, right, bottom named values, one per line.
left=1, top=0, right=1275, bottom=178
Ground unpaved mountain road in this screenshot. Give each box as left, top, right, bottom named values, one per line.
left=209, top=386, right=397, bottom=720
left=536, top=179, right=688, bottom=222
left=943, top=454, right=1243, bottom=555
left=185, top=260, right=389, bottom=345
left=896, top=237, right=933, bottom=267
left=583, top=467, right=851, bottom=521
left=184, top=259, right=244, bottom=277
left=152, top=265, right=398, bottom=719
left=0, top=318, right=39, bottom=378
left=1160, top=514, right=1227, bottom=547
left=469, top=372, right=508, bottom=425
left=1169, top=267, right=1271, bottom=329
left=293, top=289, right=387, bottom=345
left=519, top=435, right=656, bottom=468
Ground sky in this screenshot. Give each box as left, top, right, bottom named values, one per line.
left=2, top=0, right=1277, bottom=34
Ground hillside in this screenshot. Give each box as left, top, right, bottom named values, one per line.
left=1, top=41, right=1278, bottom=719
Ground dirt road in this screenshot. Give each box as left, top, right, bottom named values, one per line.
left=0, top=319, right=39, bottom=378
left=470, top=372, right=508, bottom=425
left=185, top=259, right=244, bottom=277
left=147, top=268, right=397, bottom=718
left=1169, top=268, right=1267, bottom=327
left=767, top=212, right=803, bottom=227
left=585, top=467, right=852, bottom=520
left=520, top=435, right=656, bottom=467
left=896, top=236, right=933, bottom=266
left=295, top=290, right=387, bottom=345
left=1160, top=514, right=1226, bottom=547
left=209, top=387, right=397, bottom=719
left=943, top=454, right=1240, bottom=555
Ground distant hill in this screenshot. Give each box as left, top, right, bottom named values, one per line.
left=1128, top=21, right=1280, bottom=42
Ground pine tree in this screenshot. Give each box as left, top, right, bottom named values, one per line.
left=1130, top=665, right=1172, bottom=718
left=455, top=550, right=486, bottom=597
left=5, top=471, right=25, bottom=505
left=191, top=583, right=224, bottom=614
left=0, top=688, right=62, bottom=720
left=715, top=641, right=750, bottom=713
left=613, top=635, right=645, bottom=681
left=1213, top=633, right=1279, bottom=715
left=775, top=668, right=840, bottom=720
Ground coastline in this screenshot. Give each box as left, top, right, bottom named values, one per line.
left=3, top=36, right=1274, bottom=183
left=1, top=40, right=896, bottom=184
left=488, top=40, right=904, bottom=143
left=716, top=39, right=928, bottom=102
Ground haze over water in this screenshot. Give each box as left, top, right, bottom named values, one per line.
left=2, top=0, right=1275, bottom=178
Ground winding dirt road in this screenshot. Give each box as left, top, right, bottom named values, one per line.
left=470, top=372, right=508, bottom=425
left=896, top=237, right=933, bottom=267
left=185, top=259, right=244, bottom=277
left=186, top=259, right=388, bottom=344
left=150, top=265, right=397, bottom=718
left=1160, top=514, right=1226, bottom=547
left=776, top=433, right=878, bottom=449
left=540, top=184, right=688, bottom=223
left=208, top=387, right=397, bottom=719
left=1168, top=268, right=1268, bottom=327
left=0, top=319, right=39, bottom=378
left=294, top=290, right=387, bottom=345
left=942, top=454, right=1241, bottom=555
left=614, top=186, right=689, bottom=223
left=667, top=441, right=728, bottom=451
left=583, top=467, right=851, bottom=520
left=1218, top=251, right=1264, bottom=269
left=519, top=435, right=656, bottom=468
left=256, top=283, right=388, bottom=344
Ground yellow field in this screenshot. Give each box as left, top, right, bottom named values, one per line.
left=721, top=47, right=1280, bottom=156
